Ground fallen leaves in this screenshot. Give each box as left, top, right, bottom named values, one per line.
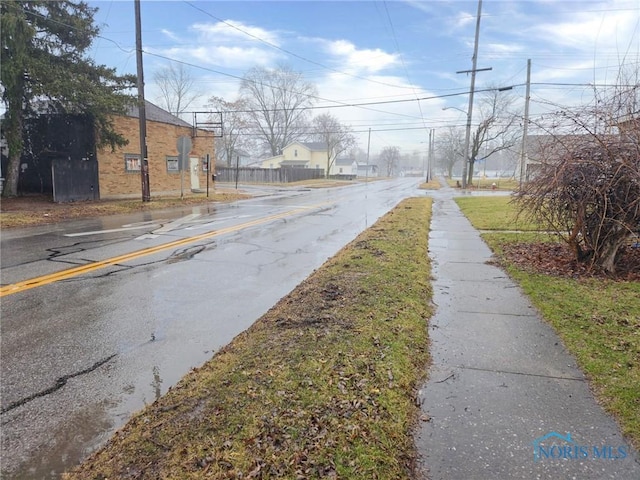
left=501, top=242, right=640, bottom=281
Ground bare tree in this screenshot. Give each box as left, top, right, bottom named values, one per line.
left=465, top=88, right=520, bottom=186
left=379, top=146, right=401, bottom=177
left=206, top=96, right=256, bottom=167
left=240, top=65, right=317, bottom=156
left=347, top=146, right=369, bottom=165
left=436, top=126, right=465, bottom=178
left=153, top=63, right=201, bottom=116
left=515, top=67, right=639, bottom=274
left=311, top=113, right=356, bottom=177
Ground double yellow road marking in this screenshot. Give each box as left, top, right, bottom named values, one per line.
left=1, top=205, right=318, bottom=298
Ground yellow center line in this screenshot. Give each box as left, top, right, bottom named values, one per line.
left=0, top=204, right=322, bottom=298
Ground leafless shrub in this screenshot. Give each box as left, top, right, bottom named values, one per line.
left=515, top=70, right=640, bottom=275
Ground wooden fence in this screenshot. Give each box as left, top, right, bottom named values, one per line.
left=215, top=167, right=325, bottom=184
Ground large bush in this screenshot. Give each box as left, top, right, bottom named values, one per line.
left=517, top=133, right=639, bottom=274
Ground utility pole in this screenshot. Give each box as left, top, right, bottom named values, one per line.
left=422, top=136, right=427, bottom=180
left=365, top=127, right=371, bottom=182
left=458, top=0, right=489, bottom=189
left=519, top=59, right=531, bottom=187
left=134, top=0, right=150, bottom=201
left=429, top=128, right=435, bottom=182
left=426, top=129, right=435, bottom=182
left=235, top=155, right=240, bottom=190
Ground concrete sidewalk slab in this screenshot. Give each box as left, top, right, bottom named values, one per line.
left=414, top=188, right=640, bottom=479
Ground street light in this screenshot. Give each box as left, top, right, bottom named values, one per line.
left=442, top=106, right=467, bottom=115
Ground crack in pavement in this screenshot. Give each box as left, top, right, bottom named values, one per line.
left=1, top=354, right=117, bottom=415
left=54, top=241, right=217, bottom=280
left=435, top=363, right=584, bottom=382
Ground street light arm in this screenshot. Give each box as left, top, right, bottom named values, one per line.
left=442, top=106, right=467, bottom=115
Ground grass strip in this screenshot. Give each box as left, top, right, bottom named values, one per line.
left=445, top=177, right=520, bottom=190
left=64, top=197, right=433, bottom=479
left=454, top=196, right=540, bottom=231
left=418, top=179, right=441, bottom=190
left=456, top=197, right=639, bottom=451
left=484, top=233, right=640, bottom=451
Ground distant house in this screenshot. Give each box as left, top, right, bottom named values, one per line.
left=259, top=141, right=327, bottom=171
left=1, top=101, right=215, bottom=201
left=523, top=129, right=637, bottom=180
left=522, top=134, right=590, bottom=180
left=615, top=112, right=639, bottom=139
left=357, top=163, right=378, bottom=177
left=258, top=141, right=368, bottom=177
left=333, top=157, right=358, bottom=176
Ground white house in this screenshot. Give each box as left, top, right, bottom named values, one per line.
left=357, top=163, right=378, bottom=177
left=333, top=157, right=358, bottom=176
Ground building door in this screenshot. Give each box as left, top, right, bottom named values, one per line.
left=190, top=157, right=200, bottom=191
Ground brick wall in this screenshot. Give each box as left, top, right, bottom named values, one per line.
left=97, top=116, right=215, bottom=199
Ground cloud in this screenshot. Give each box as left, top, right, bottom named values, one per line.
left=152, top=19, right=283, bottom=70
left=533, top=60, right=602, bottom=82
left=191, top=20, right=281, bottom=47
left=321, top=39, right=399, bottom=73
left=158, top=46, right=279, bottom=70
left=160, top=29, right=180, bottom=42
left=485, top=42, right=524, bottom=55
left=533, top=4, right=639, bottom=53
left=453, top=11, right=475, bottom=29
left=314, top=71, right=447, bottom=153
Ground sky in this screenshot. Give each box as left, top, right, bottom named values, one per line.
left=87, top=0, right=640, bottom=157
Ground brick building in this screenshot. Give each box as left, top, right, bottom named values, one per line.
left=1, top=101, right=215, bottom=201
left=98, top=101, right=215, bottom=199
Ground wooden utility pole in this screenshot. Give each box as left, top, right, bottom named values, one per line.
left=135, top=0, right=150, bottom=201
left=519, top=59, right=532, bottom=187
left=428, top=128, right=435, bottom=182
left=459, top=0, right=488, bottom=189
left=365, top=127, right=371, bottom=182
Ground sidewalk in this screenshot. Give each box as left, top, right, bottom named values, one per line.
left=414, top=186, right=640, bottom=479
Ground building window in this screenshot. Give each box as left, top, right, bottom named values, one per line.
left=166, top=155, right=179, bottom=173
left=294, top=149, right=298, bottom=157
left=339, top=167, right=343, bottom=173
left=125, top=154, right=141, bottom=172
left=202, top=156, right=209, bottom=172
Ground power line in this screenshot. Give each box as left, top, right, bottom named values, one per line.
left=143, top=52, right=431, bottom=120
left=14, top=2, right=638, bottom=126
left=382, top=1, right=430, bottom=135
left=15, top=3, right=437, bottom=123
left=531, top=82, right=639, bottom=87
left=231, top=125, right=451, bottom=136
left=182, top=0, right=420, bottom=91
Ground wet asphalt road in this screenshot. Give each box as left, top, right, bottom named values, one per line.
left=1, top=178, right=421, bottom=478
